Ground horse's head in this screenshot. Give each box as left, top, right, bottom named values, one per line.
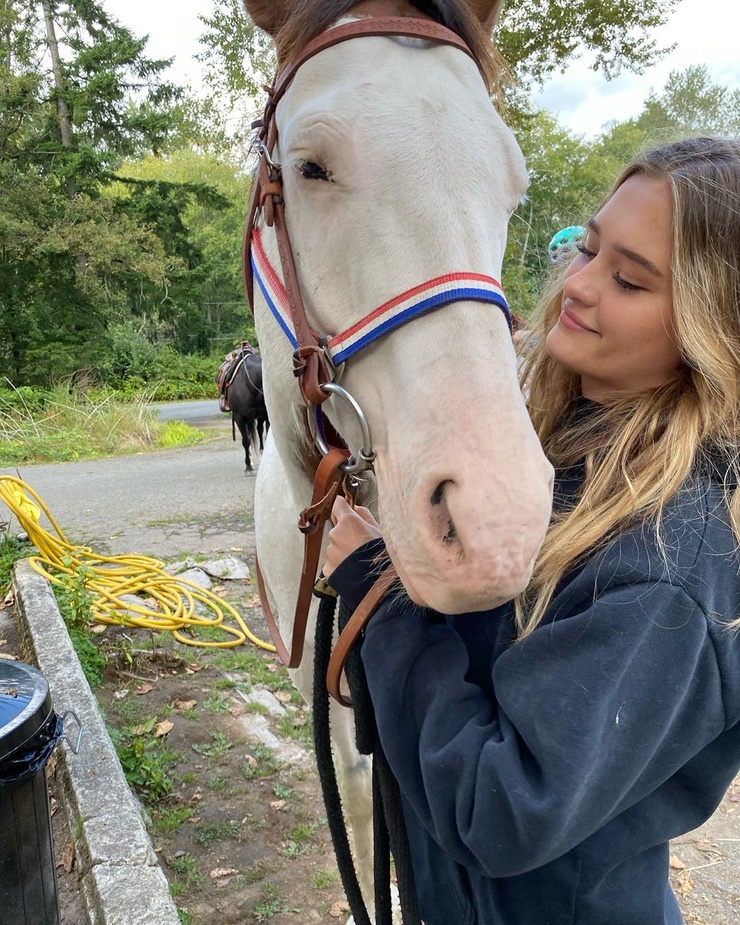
left=245, top=0, right=554, bottom=613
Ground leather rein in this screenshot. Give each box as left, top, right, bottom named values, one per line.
left=244, top=16, right=511, bottom=701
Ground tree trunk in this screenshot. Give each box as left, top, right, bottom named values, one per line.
left=39, top=0, right=75, bottom=196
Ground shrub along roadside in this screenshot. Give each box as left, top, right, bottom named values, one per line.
left=0, top=385, right=205, bottom=466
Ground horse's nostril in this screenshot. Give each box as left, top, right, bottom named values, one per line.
left=430, top=479, right=452, bottom=507
left=429, top=480, right=460, bottom=548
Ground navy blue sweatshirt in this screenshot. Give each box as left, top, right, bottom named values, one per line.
left=329, top=463, right=740, bottom=924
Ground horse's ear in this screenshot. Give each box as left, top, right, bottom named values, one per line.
left=243, top=0, right=289, bottom=37
left=467, top=0, right=506, bottom=31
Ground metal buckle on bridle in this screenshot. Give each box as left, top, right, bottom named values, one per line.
left=308, top=382, right=376, bottom=475
left=257, top=140, right=281, bottom=172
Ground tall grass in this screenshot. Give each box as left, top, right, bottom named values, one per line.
left=0, top=382, right=203, bottom=466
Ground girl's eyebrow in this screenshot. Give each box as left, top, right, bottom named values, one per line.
left=588, top=218, right=665, bottom=279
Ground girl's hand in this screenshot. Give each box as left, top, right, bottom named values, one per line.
left=323, top=496, right=383, bottom=577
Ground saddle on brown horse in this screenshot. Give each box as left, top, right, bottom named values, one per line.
left=216, top=342, right=256, bottom=412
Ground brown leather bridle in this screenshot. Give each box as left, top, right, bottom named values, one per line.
left=243, top=16, right=487, bottom=697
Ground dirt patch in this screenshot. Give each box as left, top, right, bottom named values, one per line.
left=89, top=579, right=352, bottom=925
left=49, top=762, right=89, bottom=925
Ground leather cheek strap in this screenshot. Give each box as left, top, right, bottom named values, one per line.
left=326, top=564, right=398, bottom=706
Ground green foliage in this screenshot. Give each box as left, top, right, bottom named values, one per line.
left=193, top=818, right=242, bottom=845
left=0, top=1, right=249, bottom=387
left=503, top=107, right=620, bottom=316
left=616, top=65, right=740, bottom=143
left=0, top=533, right=34, bottom=596
left=0, top=384, right=192, bottom=466
left=156, top=421, right=203, bottom=449
left=53, top=562, right=107, bottom=687
left=194, top=0, right=276, bottom=150
left=311, top=869, right=339, bottom=890
left=498, top=0, right=677, bottom=85
left=253, top=882, right=298, bottom=921
left=169, top=853, right=203, bottom=897
left=151, top=805, right=196, bottom=834
left=191, top=731, right=233, bottom=759
left=109, top=722, right=177, bottom=803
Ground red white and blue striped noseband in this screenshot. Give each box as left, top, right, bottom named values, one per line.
left=251, top=227, right=511, bottom=367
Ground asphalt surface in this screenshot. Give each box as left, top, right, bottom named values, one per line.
left=0, top=406, right=257, bottom=560
left=151, top=399, right=222, bottom=425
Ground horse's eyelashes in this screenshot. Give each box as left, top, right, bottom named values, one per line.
left=297, top=159, right=332, bottom=181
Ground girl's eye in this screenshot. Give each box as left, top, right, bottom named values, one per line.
left=612, top=273, right=643, bottom=292
left=296, top=159, right=331, bottom=181
left=575, top=243, right=596, bottom=259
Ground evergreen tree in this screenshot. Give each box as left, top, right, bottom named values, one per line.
left=0, top=1, right=232, bottom=385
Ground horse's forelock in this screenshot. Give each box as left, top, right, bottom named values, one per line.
left=273, top=0, right=505, bottom=96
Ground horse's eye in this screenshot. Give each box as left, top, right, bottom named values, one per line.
left=296, top=159, right=331, bottom=181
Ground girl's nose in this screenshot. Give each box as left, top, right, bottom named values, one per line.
left=563, top=258, right=597, bottom=306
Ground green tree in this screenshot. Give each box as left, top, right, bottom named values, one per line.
left=194, top=0, right=677, bottom=124
left=498, top=0, right=677, bottom=85
left=114, top=149, right=253, bottom=354
left=503, top=108, right=624, bottom=315
left=194, top=0, right=276, bottom=152
left=629, top=65, right=740, bottom=141
left=0, top=1, right=234, bottom=386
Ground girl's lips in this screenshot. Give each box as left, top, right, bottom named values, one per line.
left=559, top=307, right=597, bottom=333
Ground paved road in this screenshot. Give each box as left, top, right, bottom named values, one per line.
left=0, top=432, right=258, bottom=561
left=152, top=399, right=223, bottom=427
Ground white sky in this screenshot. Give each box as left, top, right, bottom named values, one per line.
left=106, top=0, right=738, bottom=138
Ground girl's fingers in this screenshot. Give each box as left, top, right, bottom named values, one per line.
left=354, top=505, right=379, bottom=527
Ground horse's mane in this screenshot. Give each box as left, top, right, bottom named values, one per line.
left=269, top=1, right=505, bottom=96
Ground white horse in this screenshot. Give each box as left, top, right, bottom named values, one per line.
left=244, top=0, right=554, bottom=915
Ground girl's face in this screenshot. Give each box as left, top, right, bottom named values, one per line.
left=545, top=174, right=683, bottom=400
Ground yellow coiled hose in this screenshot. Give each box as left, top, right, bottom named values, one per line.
left=0, top=475, right=275, bottom=652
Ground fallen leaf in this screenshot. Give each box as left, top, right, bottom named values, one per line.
left=61, top=840, right=75, bottom=873
left=0, top=653, right=18, bottom=660
left=669, top=855, right=686, bottom=870
left=210, top=867, right=238, bottom=879
left=1, top=591, right=13, bottom=609
left=174, top=699, right=197, bottom=711
left=0, top=638, right=7, bottom=647
left=329, top=900, right=350, bottom=918
left=270, top=799, right=286, bottom=811
left=188, top=816, right=201, bottom=824
left=673, top=869, right=694, bottom=896
left=154, top=720, right=174, bottom=737
left=275, top=691, right=292, bottom=704
left=228, top=706, right=243, bottom=717
left=189, top=789, right=202, bottom=804
left=134, top=683, right=155, bottom=696
left=265, top=663, right=278, bottom=673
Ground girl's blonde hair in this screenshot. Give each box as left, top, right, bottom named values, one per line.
left=517, top=137, right=740, bottom=637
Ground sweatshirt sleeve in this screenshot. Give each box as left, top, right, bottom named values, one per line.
left=360, top=580, right=725, bottom=877
left=328, top=537, right=391, bottom=612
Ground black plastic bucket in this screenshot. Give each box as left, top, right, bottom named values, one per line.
left=0, top=661, right=66, bottom=925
